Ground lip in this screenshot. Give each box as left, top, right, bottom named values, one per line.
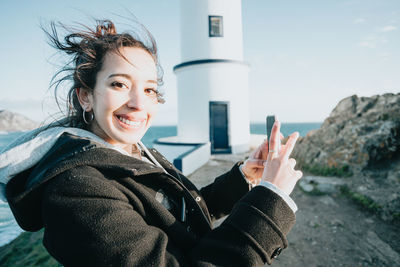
left=116, top=114, right=146, bottom=121
left=114, top=114, right=146, bottom=129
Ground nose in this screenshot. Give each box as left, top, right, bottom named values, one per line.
left=127, top=88, right=145, bottom=111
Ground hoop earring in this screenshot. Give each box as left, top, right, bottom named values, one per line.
left=83, top=109, right=94, bottom=124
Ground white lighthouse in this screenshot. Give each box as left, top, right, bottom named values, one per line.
left=174, top=0, right=250, bottom=154
left=154, top=0, right=250, bottom=174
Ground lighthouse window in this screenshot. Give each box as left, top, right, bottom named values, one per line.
left=209, top=16, right=223, bottom=37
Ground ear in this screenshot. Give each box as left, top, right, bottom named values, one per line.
left=76, top=88, right=93, bottom=111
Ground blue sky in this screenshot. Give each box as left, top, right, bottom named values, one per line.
left=0, top=0, right=399, bottom=124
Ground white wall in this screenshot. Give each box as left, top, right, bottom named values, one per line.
left=177, top=142, right=211, bottom=175
left=176, top=66, right=210, bottom=143
left=176, top=0, right=250, bottom=153
left=153, top=142, right=211, bottom=176
left=180, top=0, right=243, bottom=61
left=175, top=62, right=250, bottom=148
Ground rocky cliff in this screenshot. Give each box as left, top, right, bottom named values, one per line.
left=0, top=110, right=38, bottom=132
left=293, top=93, right=400, bottom=174
left=293, top=93, right=400, bottom=221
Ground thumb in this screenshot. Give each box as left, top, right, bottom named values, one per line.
left=245, top=158, right=266, bottom=168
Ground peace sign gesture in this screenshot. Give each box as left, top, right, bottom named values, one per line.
left=262, top=120, right=303, bottom=195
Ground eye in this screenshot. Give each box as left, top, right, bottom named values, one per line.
left=111, top=81, right=129, bottom=89
left=144, top=88, right=158, bottom=97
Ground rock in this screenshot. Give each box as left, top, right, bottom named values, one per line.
left=298, top=175, right=345, bottom=195
left=316, top=183, right=336, bottom=194
left=329, top=219, right=343, bottom=227
left=0, top=110, right=38, bottom=132
left=364, top=231, right=400, bottom=265
left=291, top=93, right=400, bottom=222
left=293, top=93, right=400, bottom=173
left=299, top=180, right=314, bottom=192
left=364, top=218, right=374, bottom=224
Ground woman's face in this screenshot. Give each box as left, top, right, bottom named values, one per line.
left=87, top=47, right=159, bottom=151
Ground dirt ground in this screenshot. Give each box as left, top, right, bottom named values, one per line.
left=189, top=154, right=400, bottom=267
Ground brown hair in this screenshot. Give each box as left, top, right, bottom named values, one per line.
left=44, top=19, right=164, bottom=128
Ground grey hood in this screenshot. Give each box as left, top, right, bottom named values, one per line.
left=0, top=126, right=129, bottom=202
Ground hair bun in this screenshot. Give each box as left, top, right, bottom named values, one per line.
left=95, top=20, right=117, bottom=37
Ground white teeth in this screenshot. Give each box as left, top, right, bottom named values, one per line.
left=117, top=116, right=143, bottom=127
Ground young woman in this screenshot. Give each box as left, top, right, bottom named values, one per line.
left=1, top=20, right=302, bottom=266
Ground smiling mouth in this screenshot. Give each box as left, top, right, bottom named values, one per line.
left=116, top=115, right=145, bottom=128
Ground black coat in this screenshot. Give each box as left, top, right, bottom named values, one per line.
left=6, top=133, right=295, bottom=266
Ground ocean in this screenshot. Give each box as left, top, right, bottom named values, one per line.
left=0, top=122, right=321, bottom=246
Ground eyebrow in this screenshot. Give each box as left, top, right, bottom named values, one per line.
left=108, top=73, right=157, bottom=84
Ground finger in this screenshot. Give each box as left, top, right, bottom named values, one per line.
left=250, top=143, right=262, bottom=158
left=246, top=159, right=266, bottom=168
left=260, top=137, right=269, bottom=160
left=250, top=148, right=259, bottom=159
left=288, top=158, right=296, bottom=168
left=278, top=126, right=282, bottom=152
left=282, top=131, right=299, bottom=159
left=295, top=170, right=303, bottom=180
left=251, top=138, right=267, bottom=159
left=276, top=117, right=282, bottom=152
left=267, top=121, right=280, bottom=161
left=280, top=133, right=284, bottom=141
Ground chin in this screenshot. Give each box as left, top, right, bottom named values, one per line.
left=112, top=132, right=140, bottom=145
left=107, top=121, right=147, bottom=144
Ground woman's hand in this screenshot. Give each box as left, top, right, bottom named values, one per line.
left=241, top=139, right=269, bottom=185
left=241, top=128, right=284, bottom=185
left=262, top=121, right=303, bottom=195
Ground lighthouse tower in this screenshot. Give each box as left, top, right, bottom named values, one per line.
left=174, top=0, right=250, bottom=154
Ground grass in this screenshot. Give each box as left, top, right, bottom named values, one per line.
left=0, top=230, right=60, bottom=267
left=339, top=185, right=381, bottom=214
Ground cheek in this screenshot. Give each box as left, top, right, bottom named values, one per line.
left=95, top=91, right=126, bottom=114
left=148, top=102, right=159, bottom=118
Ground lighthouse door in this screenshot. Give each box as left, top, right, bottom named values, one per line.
left=209, top=101, right=231, bottom=154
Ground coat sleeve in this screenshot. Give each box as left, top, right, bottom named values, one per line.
left=42, top=166, right=295, bottom=266
left=199, top=161, right=250, bottom=220
left=191, top=185, right=296, bottom=265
